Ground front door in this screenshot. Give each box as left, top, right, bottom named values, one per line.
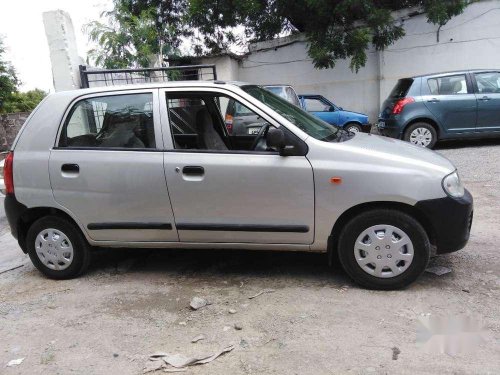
left=49, top=90, right=178, bottom=242
left=473, top=71, right=500, bottom=132
left=422, top=73, right=477, bottom=134
left=160, top=89, right=315, bottom=244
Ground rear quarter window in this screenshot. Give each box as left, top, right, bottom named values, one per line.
left=389, top=79, right=414, bottom=98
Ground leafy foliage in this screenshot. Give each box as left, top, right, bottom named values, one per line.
left=0, top=37, right=19, bottom=113
left=86, top=0, right=469, bottom=71
left=188, top=0, right=469, bottom=71
left=1, top=89, right=47, bottom=114
left=86, top=0, right=191, bottom=68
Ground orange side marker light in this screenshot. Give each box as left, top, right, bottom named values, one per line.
left=330, top=177, right=342, bottom=185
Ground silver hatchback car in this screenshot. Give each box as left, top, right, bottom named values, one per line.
left=4, top=81, right=473, bottom=289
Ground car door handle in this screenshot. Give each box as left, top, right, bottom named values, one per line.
left=427, top=98, right=440, bottom=103
left=61, top=163, right=79, bottom=173
left=478, top=96, right=491, bottom=101
left=182, top=166, right=204, bottom=176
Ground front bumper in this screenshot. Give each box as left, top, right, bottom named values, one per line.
left=415, top=189, right=473, bottom=254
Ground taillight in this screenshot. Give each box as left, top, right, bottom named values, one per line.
left=4, top=151, right=14, bottom=195
left=392, top=97, right=415, bottom=114
left=225, top=114, right=233, bottom=134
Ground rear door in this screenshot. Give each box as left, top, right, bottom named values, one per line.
left=473, top=71, right=500, bottom=132
left=49, top=89, right=178, bottom=242
left=422, top=73, right=477, bottom=134
left=159, top=87, right=315, bottom=244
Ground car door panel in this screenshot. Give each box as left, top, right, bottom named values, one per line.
left=473, top=71, right=500, bottom=132
left=159, top=88, right=315, bottom=245
left=49, top=89, right=179, bottom=242
left=422, top=74, right=477, bottom=134
left=163, top=152, right=314, bottom=244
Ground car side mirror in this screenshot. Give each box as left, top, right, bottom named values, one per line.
left=266, top=128, right=296, bottom=156
left=329, top=106, right=336, bottom=112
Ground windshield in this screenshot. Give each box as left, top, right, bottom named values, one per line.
left=243, top=85, right=340, bottom=141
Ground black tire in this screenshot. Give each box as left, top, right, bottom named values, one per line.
left=345, top=123, right=362, bottom=133
left=403, top=122, right=437, bottom=149
left=26, top=216, right=91, bottom=279
left=337, top=209, right=430, bottom=290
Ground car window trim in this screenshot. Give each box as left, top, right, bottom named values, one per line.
left=471, top=71, right=500, bottom=94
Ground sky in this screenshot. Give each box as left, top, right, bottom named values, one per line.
left=0, top=0, right=113, bottom=92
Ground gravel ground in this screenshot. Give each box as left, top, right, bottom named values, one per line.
left=0, top=138, right=499, bottom=374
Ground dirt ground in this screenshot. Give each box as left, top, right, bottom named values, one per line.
left=0, top=138, right=499, bottom=374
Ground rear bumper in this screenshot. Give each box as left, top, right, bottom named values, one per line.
left=416, top=189, right=473, bottom=254
left=377, top=118, right=403, bottom=139
left=4, top=194, right=27, bottom=241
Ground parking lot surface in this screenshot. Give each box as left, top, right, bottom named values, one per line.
left=0, top=139, right=499, bottom=374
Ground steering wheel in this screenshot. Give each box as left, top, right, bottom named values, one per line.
left=250, top=123, right=272, bottom=151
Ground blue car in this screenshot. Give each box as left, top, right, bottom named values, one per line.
left=299, top=94, right=371, bottom=133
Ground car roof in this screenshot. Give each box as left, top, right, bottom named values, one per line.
left=405, top=69, right=499, bottom=79
left=53, top=80, right=253, bottom=98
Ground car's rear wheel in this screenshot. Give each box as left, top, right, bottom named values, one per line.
left=26, top=216, right=91, bottom=279
left=404, top=122, right=437, bottom=148
left=345, top=123, right=362, bottom=133
left=337, top=209, right=430, bottom=290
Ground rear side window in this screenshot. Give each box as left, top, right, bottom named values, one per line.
left=389, top=79, right=414, bottom=98
left=427, top=75, right=468, bottom=95
left=474, top=72, right=500, bottom=94
left=60, top=93, right=155, bottom=149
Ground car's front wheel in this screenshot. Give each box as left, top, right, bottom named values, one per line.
left=338, top=209, right=430, bottom=290
left=404, top=122, right=437, bottom=148
left=26, top=216, right=91, bottom=279
left=345, top=123, right=362, bottom=133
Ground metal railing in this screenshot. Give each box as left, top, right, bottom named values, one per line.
left=79, top=64, right=218, bottom=89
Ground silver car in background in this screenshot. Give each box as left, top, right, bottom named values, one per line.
left=4, top=81, right=473, bottom=289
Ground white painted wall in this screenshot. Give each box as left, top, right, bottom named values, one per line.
left=203, top=0, right=500, bottom=122
left=43, top=10, right=84, bottom=91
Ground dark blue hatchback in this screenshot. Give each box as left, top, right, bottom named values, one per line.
left=378, top=69, right=500, bottom=148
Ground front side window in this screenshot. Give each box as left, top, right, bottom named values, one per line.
left=427, top=75, right=468, bottom=95
left=166, top=92, right=275, bottom=151
left=60, top=93, right=155, bottom=149
left=474, top=72, right=500, bottom=94
left=304, top=97, right=330, bottom=112
left=242, top=85, right=340, bottom=142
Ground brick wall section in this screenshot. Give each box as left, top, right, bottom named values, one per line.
left=0, top=112, right=30, bottom=152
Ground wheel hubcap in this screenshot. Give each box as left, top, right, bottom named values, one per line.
left=348, top=126, right=360, bottom=133
left=409, top=127, right=432, bottom=147
left=35, top=228, right=74, bottom=271
left=353, top=225, right=414, bottom=278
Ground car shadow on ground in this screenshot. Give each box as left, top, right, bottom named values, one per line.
left=88, top=247, right=352, bottom=287
left=435, top=137, right=500, bottom=150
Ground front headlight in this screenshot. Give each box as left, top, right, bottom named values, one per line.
left=442, top=171, right=464, bottom=198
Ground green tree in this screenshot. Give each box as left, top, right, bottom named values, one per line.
left=85, top=0, right=191, bottom=68
left=86, top=1, right=468, bottom=72
left=0, top=37, right=19, bottom=113
left=188, top=0, right=469, bottom=71
left=1, top=89, right=47, bottom=113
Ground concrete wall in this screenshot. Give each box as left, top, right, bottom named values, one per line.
left=202, top=0, right=500, bottom=122
left=43, top=10, right=84, bottom=91
left=0, top=113, right=29, bottom=152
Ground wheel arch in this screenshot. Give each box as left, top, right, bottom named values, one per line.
left=327, top=201, right=436, bottom=264
left=17, top=207, right=83, bottom=253
left=403, top=117, right=440, bottom=138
